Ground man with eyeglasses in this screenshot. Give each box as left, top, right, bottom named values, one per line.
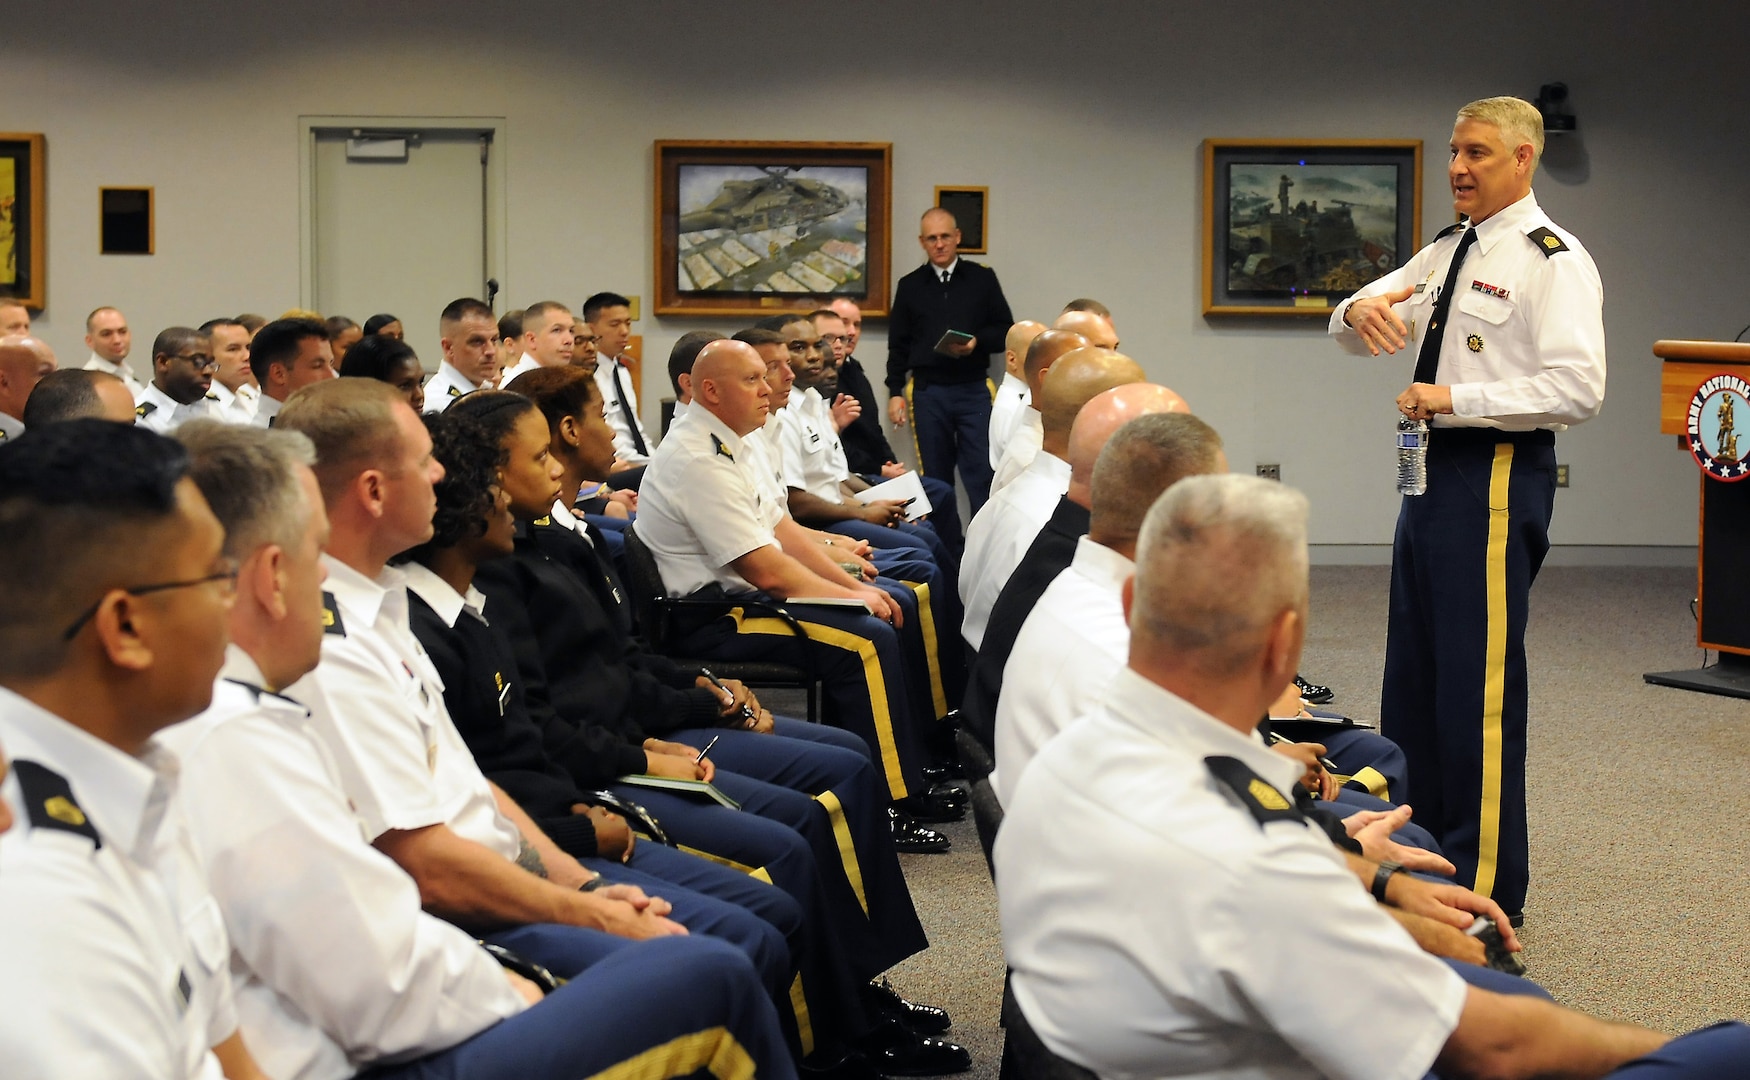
left=134, top=327, right=222, bottom=434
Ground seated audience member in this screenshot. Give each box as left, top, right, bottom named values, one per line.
left=272, top=380, right=779, bottom=980
left=235, top=312, right=268, bottom=338
left=0, top=297, right=31, bottom=335
left=325, top=315, right=363, bottom=365
left=0, top=335, right=56, bottom=440
left=585, top=291, right=655, bottom=486
left=249, top=316, right=337, bottom=427
left=987, top=320, right=1047, bottom=471
left=638, top=340, right=959, bottom=821
left=340, top=332, right=427, bottom=412
left=965, top=382, right=1188, bottom=754
left=499, top=301, right=573, bottom=385
left=22, top=368, right=136, bottom=426
left=135, top=327, right=224, bottom=433
left=570, top=316, right=600, bottom=376
left=200, top=317, right=261, bottom=422
left=363, top=312, right=404, bottom=339
left=0, top=420, right=266, bottom=1078
left=998, top=473, right=1750, bottom=1080
left=82, top=306, right=142, bottom=393
left=509, top=355, right=656, bottom=526
left=497, top=309, right=523, bottom=369
left=162, top=419, right=795, bottom=1080
left=1060, top=297, right=1113, bottom=320
left=426, top=297, right=504, bottom=411
left=987, top=326, right=1092, bottom=496
left=961, top=346, right=1148, bottom=650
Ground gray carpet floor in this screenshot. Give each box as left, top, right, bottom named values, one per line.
left=862, top=565, right=1750, bottom=1078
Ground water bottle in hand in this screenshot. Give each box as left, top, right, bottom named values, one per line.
left=1397, top=416, right=1428, bottom=496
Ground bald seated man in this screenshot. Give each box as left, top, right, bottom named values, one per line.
left=0, top=335, right=57, bottom=441
left=1053, top=308, right=1119, bottom=350
left=990, top=328, right=1091, bottom=495
left=988, top=321, right=1047, bottom=472
left=22, top=368, right=136, bottom=426
left=960, top=346, right=1149, bottom=650
left=963, top=382, right=1190, bottom=756
left=0, top=299, right=30, bottom=337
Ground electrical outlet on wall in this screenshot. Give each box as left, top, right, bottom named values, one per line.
left=1256, top=464, right=1281, bottom=481
left=1556, top=464, right=1570, bottom=488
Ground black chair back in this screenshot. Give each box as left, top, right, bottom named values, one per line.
left=620, top=523, right=675, bottom=649
left=971, top=777, right=1003, bottom=880
left=999, top=987, right=1099, bottom=1080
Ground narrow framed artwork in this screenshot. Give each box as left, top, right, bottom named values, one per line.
left=932, top=185, right=988, bottom=253
left=1202, top=139, right=1422, bottom=317
left=0, top=133, right=48, bottom=310
left=653, top=140, right=892, bottom=317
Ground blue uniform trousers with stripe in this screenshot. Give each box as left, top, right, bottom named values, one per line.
left=909, top=380, right=995, bottom=514
left=859, top=474, right=964, bottom=559
left=672, top=599, right=930, bottom=801
left=1382, top=428, right=1555, bottom=917
left=359, top=935, right=797, bottom=1080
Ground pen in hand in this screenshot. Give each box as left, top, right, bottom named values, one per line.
left=694, top=735, right=720, bottom=765
left=699, top=666, right=759, bottom=725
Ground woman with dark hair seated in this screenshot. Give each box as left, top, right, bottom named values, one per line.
left=338, top=333, right=426, bottom=412
left=362, top=312, right=403, bottom=339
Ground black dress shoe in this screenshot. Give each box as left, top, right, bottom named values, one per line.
left=893, top=791, right=965, bottom=824
left=800, top=1048, right=883, bottom=1080
left=926, top=780, right=967, bottom=806
left=921, top=761, right=966, bottom=784
left=860, top=1018, right=972, bottom=1076
left=1294, top=674, right=1335, bottom=704
left=864, top=977, right=952, bottom=1034
left=889, top=810, right=951, bottom=854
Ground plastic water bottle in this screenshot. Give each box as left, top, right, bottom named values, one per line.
left=1397, top=416, right=1429, bottom=496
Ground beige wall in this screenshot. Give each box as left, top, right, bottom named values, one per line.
left=8, top=0, right=1748, bottom=548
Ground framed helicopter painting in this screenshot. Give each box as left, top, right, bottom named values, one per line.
left=653, top=140, right=893, bottom=317
left=1202, top=139, right=1421, bottom=317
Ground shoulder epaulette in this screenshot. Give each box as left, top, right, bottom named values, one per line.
left=221, top=678, right=310, bottom=710
left=711, top=434, right=734, bottom=462
left=532, top=515, right=552, bottom=527
left=1435, top=221, right=1468, bottom=240
left=1204, top=755, right=1305, bottom=830
left=136, top=402, right=157, bottom=418
left=1526, top=227, right=1569, bottom=257
left=205, top=393, right=220, bottom=402
left=12, top=760, right=101, bottom=847
left=447, top=384, right=463, bottom=398
left=321, top=591, right=346, bottom=636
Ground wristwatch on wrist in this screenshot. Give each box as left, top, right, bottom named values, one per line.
left=1371, top=860, right=1403, bottom=903
left=579, top=874, right=606, bottom=892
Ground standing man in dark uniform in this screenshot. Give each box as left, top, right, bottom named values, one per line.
left=886, top=208, right=1014, bottom=515
left=1331, top=96, right=1606, bottom=922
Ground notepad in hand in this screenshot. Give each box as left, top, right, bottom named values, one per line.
left=852, top=471, right=932, bottom=522
left=934, top=329, right=976, bottom=353
left=614, top=774, right=742, bottom=810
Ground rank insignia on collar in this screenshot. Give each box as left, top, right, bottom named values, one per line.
left=1204, top=755, right=1306, bottom=830
left=1467, top=334, right=1484, bottom=353
left=712, top=434, right=734, bottom=462
left=321, top=591, right=346, bottom=636
left=1435, top=220, right=1467, bottom=240
left=1527, top=227, right=1569, bottom=256
left=12, top=760, right=102, bottom=847
left=448, top=384, right=463, bottom=398
left=532, top=516, right=552, bottom=526
left=205, top=392, right=220, bottom=401
left=136, top=402, right=157, bottom=418
left=1470, top=280, right=1510, bottom=300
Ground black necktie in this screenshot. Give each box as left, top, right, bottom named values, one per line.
left=1412, top=227, right=1477, bottom=386
left=611, top=363, right=649, bottom=456
left=940, top=269, right=951, bottom=285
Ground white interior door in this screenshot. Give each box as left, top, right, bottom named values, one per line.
left=311, top=128, right=490, bottom=372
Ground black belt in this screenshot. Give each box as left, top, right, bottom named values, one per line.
left=1429, top=427, right=1555, bottom=449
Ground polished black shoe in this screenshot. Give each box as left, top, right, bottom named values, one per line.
left=861, top=1017, right=972, bottom=1076
left=921, top=761, right=966, bottom=784
left=893, top=791, right=965, bottom=824
left=864, top=977, right=952, bottom=1034
left=926, top=780, right=967, bottom=806
left=800, top=1047, right=883, bottom=1080
left=1294, top=674, right=1335, bottom=704
left=889, top=810, right=951, bottom=854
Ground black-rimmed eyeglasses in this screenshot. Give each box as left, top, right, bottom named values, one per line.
left=60, top=558, right=240, bottom=641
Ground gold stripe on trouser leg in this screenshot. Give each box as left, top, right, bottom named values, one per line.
left=900, top=580, right=949, bottom=717
left=789, top=974, right=814, bottom=1057
left=985, top=376, right=996, bottom=401
left=674, top=845, right=772, bottom=886
left=904, top=377, right=924, bottom=474
left=812, top=790, right=869, bottom=916
left=728, top=608, right=909, bottom=800
left=1348, top=766, right=1391, bottom=802
left=584, top=1027, right=756, bottom=1080
left=1474, top=443, right=1514, bottom=899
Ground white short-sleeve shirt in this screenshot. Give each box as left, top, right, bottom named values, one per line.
left=989, top=406, right=1043, bottom=495
left=959, top=448, right=1070, bottom=650
left=423, top=361, right=483, bottom=413
left=134, top=381, right=220, bottom=433
left=998, top=668, right=1468, bottom=1080
left=777, top=388, right=854, bottom=502
left=988, top=372, right=1031, bottom=470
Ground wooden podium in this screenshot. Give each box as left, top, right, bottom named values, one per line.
left=1643, top=339, right=1750, bottom=698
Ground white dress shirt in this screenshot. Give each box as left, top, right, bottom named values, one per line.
left=164, top=647, right=525, bottom=1080
left=230, top=381, right=262, bottom=421
left=0, top=410, right=22, bottom=441
left=0, top=690, right=230, bottom=1080
left=422, top=361, right=483, bottom=413
left=987, top=372, right=1031, bottom=470
left=595, top=355, right=654, bottom=465
left=1331, top=190, right=1605, bottom=430
left=252, top=393, right=284, bottom=429
left=84, top=351, right=144, bottom=393
left=998, top=667, right=1468, bottom=1080
left=777, top=387, right=855, bottom=502
left=288, top=557, right=522, bottom=858
left=959, top=449, right=1071, bottom=650
left=992, top=536, right=1132, bottom=805
left=989, top=407, right=1042, bottom=495
left=498, top=353, right=544, bottom=387
left=638, top=406, right=785, bottom=596
left=134, top=380, right=220, bottom=433
left=745, top=418, right=793, bottom=508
